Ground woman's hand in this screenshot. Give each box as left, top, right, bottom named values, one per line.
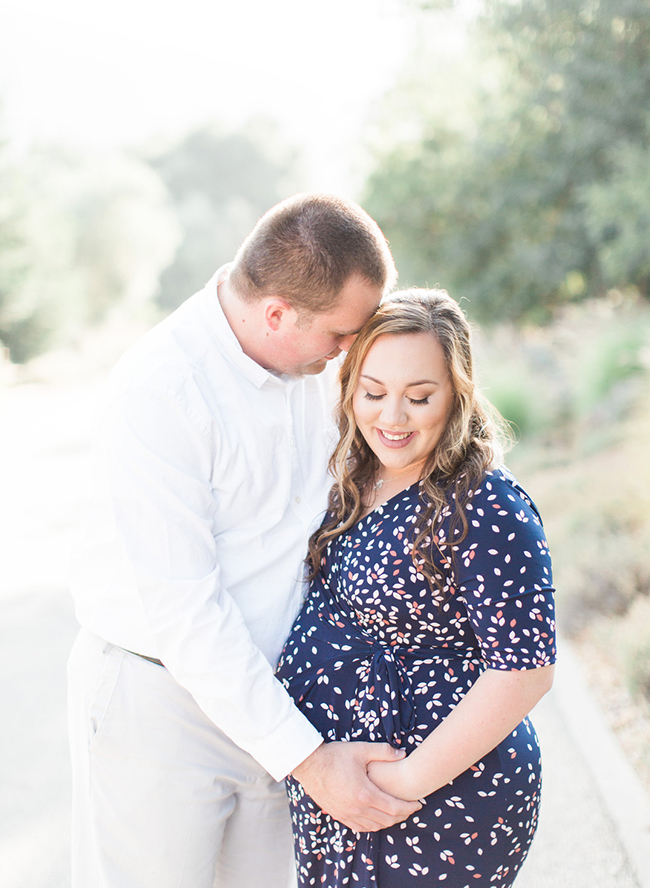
left=367, top=755, right=423, bottom=803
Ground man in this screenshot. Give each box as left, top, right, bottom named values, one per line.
left=68, top=193, right=419, bottom=888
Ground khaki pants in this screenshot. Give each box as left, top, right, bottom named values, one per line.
left=67, top=628, right=296, bottom=888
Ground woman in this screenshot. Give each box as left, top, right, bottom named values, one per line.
left=276, top=288, right=556, bottom=888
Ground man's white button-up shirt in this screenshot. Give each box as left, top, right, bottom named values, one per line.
left=70, top=268, right=339, bottom=781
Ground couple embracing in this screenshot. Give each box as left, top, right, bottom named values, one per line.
left=68, top=194, right=556, bottom=888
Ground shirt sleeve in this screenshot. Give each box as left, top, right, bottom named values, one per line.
left=453, top=472, right=557, bottom=670
left=97, top=386, right=323, bottom=780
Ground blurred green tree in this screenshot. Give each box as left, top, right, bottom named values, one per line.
left=364, top=0, right=650, bottom=323
left=584, top=139, right=650, bottom=294
left=0, top=147, right=179, bottom=363
left=0, top=140, right=44, bottom=363
left=149, top=121, right=301, bottom=311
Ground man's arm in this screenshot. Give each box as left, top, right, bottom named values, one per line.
left=95, top=387, right=323, bottom=779
left=96, top=384, right=423, bottom=824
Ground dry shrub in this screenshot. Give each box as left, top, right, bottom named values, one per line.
left=508, top=359, right=650, bottom=697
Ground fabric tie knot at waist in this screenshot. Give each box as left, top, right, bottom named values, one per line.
left=353, top=639, right=485, bottom=748
left=365, top=644, right=415, bottom=748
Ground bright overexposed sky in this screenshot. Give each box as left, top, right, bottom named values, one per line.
left=0, top=0, right=423, bottom=194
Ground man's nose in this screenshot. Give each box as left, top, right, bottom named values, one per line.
left=339, top=333, right=357, bottom=353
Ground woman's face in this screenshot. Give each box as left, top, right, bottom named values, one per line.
left=352, top=332, right=455, bottom=476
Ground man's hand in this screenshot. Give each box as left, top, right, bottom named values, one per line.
left=291, top=741, right=421, bottom=833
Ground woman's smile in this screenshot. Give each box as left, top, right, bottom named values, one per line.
left=376, top=429, right=417, bottom=448
left=352, top=331, right=454, bottom=474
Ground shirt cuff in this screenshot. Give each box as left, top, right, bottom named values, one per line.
left=249, top=706, right=323, bottom=782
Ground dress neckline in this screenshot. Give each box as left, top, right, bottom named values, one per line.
left=355, top=480, right=421, bottom=528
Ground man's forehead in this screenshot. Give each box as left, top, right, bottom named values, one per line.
left=328, top=284, right=381, bottom=316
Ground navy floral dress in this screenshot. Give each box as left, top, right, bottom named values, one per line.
left=277, top=467, right=556, bottom=888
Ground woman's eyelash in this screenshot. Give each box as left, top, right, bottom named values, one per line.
left=363, top=392, right=430, bottom=405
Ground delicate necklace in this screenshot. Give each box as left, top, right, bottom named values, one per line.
left=374, top=466, right=415, bottom=491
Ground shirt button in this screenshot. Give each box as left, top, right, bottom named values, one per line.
left=295, top=496, right=301, bottom=504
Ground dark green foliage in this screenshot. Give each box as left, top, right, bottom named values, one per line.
left=585, top=140, right=650, bottom=293
left=364, top=0, right=650, bottom=323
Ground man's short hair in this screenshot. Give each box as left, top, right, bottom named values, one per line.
left=229, top=193, right=397, bottom=313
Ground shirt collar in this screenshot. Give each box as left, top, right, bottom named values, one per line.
left=197, top=265, right=291, bottom=389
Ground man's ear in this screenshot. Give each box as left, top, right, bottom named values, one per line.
left=263, top=298, right=295, bottom=332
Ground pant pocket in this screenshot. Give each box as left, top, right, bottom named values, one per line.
left=88, top=643, right=124, bottom=752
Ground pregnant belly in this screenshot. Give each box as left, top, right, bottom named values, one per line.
left=290, top=648, right=484, bottom=747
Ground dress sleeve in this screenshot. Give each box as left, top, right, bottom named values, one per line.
left=452, top=471, right=557, bottom=670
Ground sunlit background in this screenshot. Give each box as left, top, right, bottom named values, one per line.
left=1, top=0, right=650, bottom=885
left=1, top=0, right=416, bottom=184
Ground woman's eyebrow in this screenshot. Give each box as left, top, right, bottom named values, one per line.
left=360, top=374, right=437, bottom=386
left=360, top=374, right=385, bottom=385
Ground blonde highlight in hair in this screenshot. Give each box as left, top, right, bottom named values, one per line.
left=307, top=288, right=513, bottom=594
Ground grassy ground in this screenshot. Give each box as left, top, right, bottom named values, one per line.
left=511, top=427, right=650, bottom=793
left=477, top=296, right=650, bottom=792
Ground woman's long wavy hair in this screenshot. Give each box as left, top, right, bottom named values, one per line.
left=306, top=288, right=513, bottom=593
